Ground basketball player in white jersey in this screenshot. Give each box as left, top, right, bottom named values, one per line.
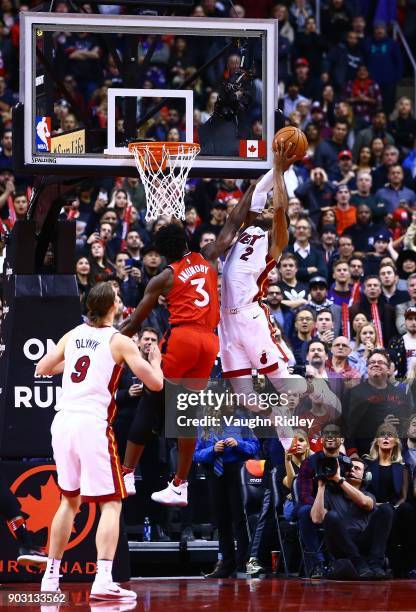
left=36, top=282, right=163, bottom=601
left=219, top=142, right=306, bottom=414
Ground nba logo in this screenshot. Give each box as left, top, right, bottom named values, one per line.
left=35, top=116, right=51, bottom=152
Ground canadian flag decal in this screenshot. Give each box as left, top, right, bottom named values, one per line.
left=239, top=140, right=267, bottom=158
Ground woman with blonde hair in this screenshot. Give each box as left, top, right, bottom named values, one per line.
left=364, top=424, right=416, bottom=577
left=282, top=429, right=312, bottom=520
left=349, top=322, right=379, bottom=377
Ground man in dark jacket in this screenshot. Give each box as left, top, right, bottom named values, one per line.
left=314, top=121, right=349, bottom=176
left=327, top=30, right=364, bottom=94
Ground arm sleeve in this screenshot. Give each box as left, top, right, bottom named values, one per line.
left=250, top=169, right=274, bottom=212
left=194, top=439, right=216, bottom=464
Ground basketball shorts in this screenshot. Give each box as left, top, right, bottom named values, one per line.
left=161, top=324, right=219, bottom=389
left=219, top=302, right=290, bottom=378
left=51, top=410, right=126, bottom=502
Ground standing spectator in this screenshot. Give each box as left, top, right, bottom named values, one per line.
left=375, top=165, right=416, bottom=214
left=326, top=335, right=361, bottom=385
left=195, top=405, right=260, bottom=578
left=352, top=112, right=394, bottom=162
left=114, top=252, right=143, bottom=308
left=329, top=150, right=356, bottom=188
left=364, top=21, right=403, bottom=115
left=349, top=276, right=397, bottom=344
left=343, top=204, right=382, bottom=253
left=396, top=273, right=416, bottom=334
left=283, top=78, right=309, bottom=117
left=327, top=234, right=355, bottom=279
left=286, top=218, right=327, bottom=282
left=321, top=0, right=353, bottom=45
left=388, top=97, right=416, bottom=155
left=272, top=4, right=294, bottom=43
left=308, top=275, right=342, bottom=335
left=294, top=16, right=326, bottom=78
left=293, top=57, right=321, bottom=101
left=289, top=0, right=314, bottom=34
left=125, top=230, right=143, bottom=263
left=372, top=145, right=414, bottom=192
left=333, top=185, right=356, bottom=235
left=317, top=224, right=337, bottom=264
left=278, top=253, right=308, bottom=303
left=313, top=309, right=335, bottom=348
left=294, top=167, right=335, bottom=224
left=346, top=64, right=382, bottom=129
left=328, top=260, right=352, bottom=305
left=379, top=262, right=409, bottom=306
left=265, top=284, right=287, bottom=330
left=140, top=244, right=163, bottom=286
left=75, top=256, right=92, bottom=315
left=327, top=30, right=364, bottom=95
left=314, top=120, right=349, bottom=176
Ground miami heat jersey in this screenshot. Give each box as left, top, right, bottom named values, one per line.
left=168, top=252, right=219, bottom=328
left=221, top=225, right=276, bottom=309
left=55, top=323, right=122, bottom=422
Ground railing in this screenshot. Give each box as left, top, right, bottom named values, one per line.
left=315, top=0, right=321, bottom=34
left=393, top=20, right=416, bottom=113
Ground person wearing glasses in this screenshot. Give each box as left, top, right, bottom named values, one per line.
left=290, top=308, right=315, bottom=365
left=343, top=349, right=413, bottom=458
left=326, top=335, right=361, bottom=389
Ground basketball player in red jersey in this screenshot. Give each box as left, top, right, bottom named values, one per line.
left=119, top=186, right=256, bottom=506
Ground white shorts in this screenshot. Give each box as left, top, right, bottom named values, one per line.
left=51, top=410, right=126, bottom=502
left=219, top=302, right=290, bottom=378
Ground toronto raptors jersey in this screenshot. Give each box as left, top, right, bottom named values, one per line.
left=221, top=225, right=276, bottom=309
left=55, top=323, right=122, bottom=422
left=168, top=251, right=219, bottom=328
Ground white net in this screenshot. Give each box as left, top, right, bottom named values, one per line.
left=130, top=142, right=200, bottom=222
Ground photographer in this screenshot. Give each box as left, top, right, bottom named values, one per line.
left=297, top=422, right=345, bottom=577
left=310, top=457, right=393, bottom=579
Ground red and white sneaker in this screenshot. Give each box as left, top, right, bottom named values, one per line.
left=123, top=472, right=136, bottom=496
left=151, top=480, right=188, bottom=507
left=90, top=580, right=137, bottom=601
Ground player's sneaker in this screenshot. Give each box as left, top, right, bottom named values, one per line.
left=17, top=545, right=47, bottom=568
left=123, top=472, right=136, bottom=496
left=151, top=480, right=188, bottom=507
left=40, top=576, right=60, bottom=593
left=90, top=581, right=137, bottom=601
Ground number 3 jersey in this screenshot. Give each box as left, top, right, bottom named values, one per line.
left=55, top=323, right=122, bottom=422
left=221, top=225, right=275, bottom=309
left=168, top=251, right=219, bottom=329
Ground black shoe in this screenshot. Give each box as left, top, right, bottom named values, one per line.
left=151, top=525, right=171, bottom=542
left=17, top=545, right=47, bottom=568
left=204, top=561, right=235, bottom=579
left=310, top=561, right=326, bottom=579
left=355, top=558, right=374, bottom=579
left=407, top=568, right=416, bottom=579
left=326, top=559, right=358, bottom=581
left=368, top=561, right=386, bottom=580
left=181, top=526, right=195, bottom=543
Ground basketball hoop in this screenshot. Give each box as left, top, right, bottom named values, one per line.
left=128, top=141, right=200, bottom=221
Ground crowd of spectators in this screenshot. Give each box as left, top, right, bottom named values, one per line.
left=1, top=0, right=416, bottom=582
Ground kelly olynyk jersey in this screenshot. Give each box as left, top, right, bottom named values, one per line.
left=221, top=225, right=276, bottom=309
left=168, top=251, right=219, bottom=329
left=55, top=323, right=122, bottom=422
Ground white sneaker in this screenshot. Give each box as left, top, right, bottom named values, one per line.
left=151, top=480, right=188, bottom=507
left=90, top=580, right=137, bottom=601
left=40, top=577, right=60, bottom=593
left=123, top=472, right=136, bottom=496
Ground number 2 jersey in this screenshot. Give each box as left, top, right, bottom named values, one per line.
left=221, top=225, right=276, bottom=309
left=167, top=251, right=219, bottom=329
left=55, top=323, right=122, bottom=422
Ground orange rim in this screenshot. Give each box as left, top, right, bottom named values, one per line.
left=128, top=141, right=200, bottom=160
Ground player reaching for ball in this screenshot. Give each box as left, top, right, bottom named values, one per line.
left=119, top=185, right=257, bottom=506
left=219, top=137, right=305, bottom=413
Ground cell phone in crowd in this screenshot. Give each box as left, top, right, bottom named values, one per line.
left=132, top=376, right=143, bottom=390
left=98, top=189, right=108, bottom=203
left=126, top=258, right=141, bottom=269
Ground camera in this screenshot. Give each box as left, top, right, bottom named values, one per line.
left=316, top=455, right=353, bottom=482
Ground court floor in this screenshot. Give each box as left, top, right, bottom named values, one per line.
left=1, top=577, right=416, bottom=611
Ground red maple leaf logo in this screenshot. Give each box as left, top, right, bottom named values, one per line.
left=248, top=144, right=257, bottom=153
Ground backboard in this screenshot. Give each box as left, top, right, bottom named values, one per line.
left=15, top=12, right=278, bottom=178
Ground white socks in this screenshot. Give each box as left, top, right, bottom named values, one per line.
left=44, top=558, right=61, bottom=580
left=96, top=559, right=113, bottom=583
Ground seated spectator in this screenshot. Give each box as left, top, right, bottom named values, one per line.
left=265, top=283, right=287, bottom=331
left=364, top=425, right=416, bottom=578
left=140, top=243, right=163, bottom=285
left=350, top=275, right=397, bottom=344
left=349, top=256, right=365, bottom=287
left=321, top=0, right=353, bottom=46
left=329, top=150, right=356, bottom=189
left=327, top=335, right=360, bottom=382
left=328, top=260, right=352, bottom=306
left=195, top=201, right=226, bottom=242
left=75, top=255, right=92, bottom=315
left=195, top=404, right=260, bottom=578
left=327, top=234, right=355, bottom=280
left=343, top=349, right=413, bottom=457
left=389, top=96, right=416, bottom=155
left=396, top=272, right=416, bottom=334
left=389, top=306, right=416, bottom=379
left=294, top=16, right=325, bottom=78
left=283, top=78, right=309, bottom=117
left=396, top=251, right=416, bottom=291
left=349, top=322, right=378, bottom=378
left=289, top=1, right=314, bottom=35
left=355, top=146, right=372, bottom=174
left=343, top=204, right=382, bottom=253
left=379, top=262, right=409, bottom=306
left=333, top=185, right=356, bottom=235
left=375, top=165, right=416, bottom=215
left=350, top=171, right=387, bottom=222
left=310, top=455, right=393, bottom=579
left=352, top=112, right=394, bottom=162
left=317, top=224, right=337, bottom=264
left=125, top=229, right=143, bottom=263
left=290, top=308, right=315, bottom=365
left=346, top=64, right=382, bottom=130
left=0, top=129, right=13, bottom=172
left=327, top=30, right=363, bottom=94
left=272, top=4, right=294, bottom=44
left=314, top=120, right=349, bottom=177
left=308, top=275, right=341, bottom=335
left=278, top=252, right=308, bottom=303
left=372, top=145, right=415, bottom=193
left=88, top=240, right=115, bottom=282
left=363, top=230, right=394, bottom=276
left=114, top=252, right=143, bottom=308
left=286, top=218, right=326, bottom=283
left=296, top=422, right=346, bottom=577
left=294, top=167, right=335, bottom=224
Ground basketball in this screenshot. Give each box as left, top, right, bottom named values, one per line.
left=272, top=126, right=308, bottom=160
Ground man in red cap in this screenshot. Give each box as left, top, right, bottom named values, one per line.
left=330, top=149, right=356, bottom=189
left=293, top=57, right=321, bottom=100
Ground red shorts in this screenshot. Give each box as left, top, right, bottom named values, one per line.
left=161, top=325, right=219, bottom=388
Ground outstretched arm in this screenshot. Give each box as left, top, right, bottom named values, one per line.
left=270, top=140, right=296, bottom=261
left=119, top=269, right=172, bottom=337
left=201, top=183, right=256, bottom=262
